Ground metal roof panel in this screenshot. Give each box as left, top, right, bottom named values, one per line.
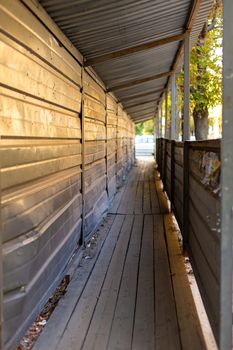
left=39, top=0, right=213, bottom=121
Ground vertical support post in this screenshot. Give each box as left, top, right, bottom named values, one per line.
left=183, top=32, right=190, bottom=141
left=159, top=102, right=162, bottom=138
left=0, top=157, right=3, bottom=350
left=155, top=110, right=159, bottom=139
left=171, top=74, right=176, bottom=140
left=175, top=82, right=180, bottom=140
left=133, top=122, right=136, bottom=164
left=170, top=140, right=175, bottom=207
left=157, top=105, right=160, bottom=138
left=80, top=67, right=85, bottom=246
left=182, top=141, right=189, bottom=248
left=154, top=114, right=157, bottom=161
left=163, top=140, right=167, bottom=190
left=165, top=90, right=168, bottom=138
left=220, top=1, right=233, bottom=349
left=155, top=112, right=159, bottom=166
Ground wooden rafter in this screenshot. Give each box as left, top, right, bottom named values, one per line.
left=108, top=71, right=173, bottom=92
left=134, top=116, right=154, bottom=123
left=165, top=0, right=202, bottom=91
left=120, top=89, right=164, bottom=102
left=126, top=99, right=159, bottom=109
left=84, top=33, right=187, bottom=66
left=130, top=108, right=156, bottom=116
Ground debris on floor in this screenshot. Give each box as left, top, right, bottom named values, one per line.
left=16, top=216, right=111, bottom=350
left=17, top=275, right=70, bottom=350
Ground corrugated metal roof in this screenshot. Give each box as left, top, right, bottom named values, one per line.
left=39, top=0, right=213, bottom=122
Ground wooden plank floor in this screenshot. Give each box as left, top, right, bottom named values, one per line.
left=35, top=159, right=206, bottom=350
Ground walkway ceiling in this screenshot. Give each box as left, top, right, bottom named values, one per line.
left=39, top=0, right=213, bottom=123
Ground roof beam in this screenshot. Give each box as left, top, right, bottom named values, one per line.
left=126, top=99, right=159, bottom=109
left=130, top=110, right=155, bottom=117
left=134, top=116, right=154, bottom=123
left=84, top=33, right=187, bottom=66
left=108, top=70, right=173, bottom=92
left=186, top=0, right=202, bottom=31
left=133, top=114, right=154, bottom=120
left=156, top=0, right=202, bottom=111
left=120, top=89, right=164, bottom=102
left=129, top=107, right=156, bottom=116
left=166, top=0, right=202, bottom=89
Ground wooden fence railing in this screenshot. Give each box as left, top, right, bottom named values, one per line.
left=156, top=138, right=221, bottom=344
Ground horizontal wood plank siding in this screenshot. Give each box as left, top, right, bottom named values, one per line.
left=1, top=1, right=82, bottom=346
left=0, top=1, right=135, bottom=348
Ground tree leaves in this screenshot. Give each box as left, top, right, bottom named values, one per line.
left=177, top=0, right=222, bottom=138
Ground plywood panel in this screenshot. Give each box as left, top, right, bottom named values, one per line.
left=0, top=37, right=81, bottom=112
left=1, top=88, right=81, bottom=139
left=0, top=0, right=82, bottom=86
left=1, top=3, right=82, bottom=347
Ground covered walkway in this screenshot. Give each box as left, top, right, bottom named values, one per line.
left=2, top=1, right=233, bottom=349
left=34, top=159, right=206, bottom=350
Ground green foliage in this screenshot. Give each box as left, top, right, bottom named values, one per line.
left=136, top=123, right=144, bottom=135
left=143, top=120, right=154, bottom=135
left=177, top=1, right=222, bottom=120
left=136, top=119, right=154, bottom=135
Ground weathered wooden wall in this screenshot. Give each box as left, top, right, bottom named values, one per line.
left=157, top=138, right=221, bottom=343
left=188, top=141, right=220, bottom=339
left=0, top=1, right=135, bottom=348
left=106, top=95, right=118, bottom=201
left=173, top=142, right=184, bottom=227
left=83, top=71, right=108, bottom=237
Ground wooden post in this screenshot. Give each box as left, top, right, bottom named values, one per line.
left=170, top=140, right=175, bottom=207
left=154, top=115, right=157, bottom=161
left=0, top=168, right=3, bottom=350
left=171, top=74, right=176, bottom=140
left=220, top=1, right=233, bottom=348
left=159, top=102, right=162, bottom=138
left=183, top=32, right=190, bottom=141
left=182, top=32, right=190, bottom=251
left=163, top=140, right=167, bottom=189
left=165, top=90, right=168, bottom=138
left=80, top=68, right=86, bottom=246
left=182, top=141, right=190, bottom=247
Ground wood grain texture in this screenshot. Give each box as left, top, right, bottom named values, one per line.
left=164, top=214, right=207, bottom=350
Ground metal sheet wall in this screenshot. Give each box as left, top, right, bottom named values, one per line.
left=0, top=1, right=135, bottom=348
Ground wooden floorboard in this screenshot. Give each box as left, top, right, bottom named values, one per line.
left=143, top=180, right=151, bottom=214
left=134, top=180, right=143, bottom=214
left=150, top=181, right=160, bottom=214
left=57, top=215, right=126, bottom=350
left=164, top=214, right=207, bottom=350
left=132, top=214, right=155, bottom=350
left=35, top=158, right=207, bottom=350
left=153, top=215, right=181, bottom=350
left=81, top=215, right=134, bottom=350
left=111, top=160, right=161, bottom=215
left=117, top=168, right=138, bottom=214
left=107, top=215, right=143, bottom=350
left=155, top=179, right=170, bottom=214
left=34, top=214, right=116, bottom=350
